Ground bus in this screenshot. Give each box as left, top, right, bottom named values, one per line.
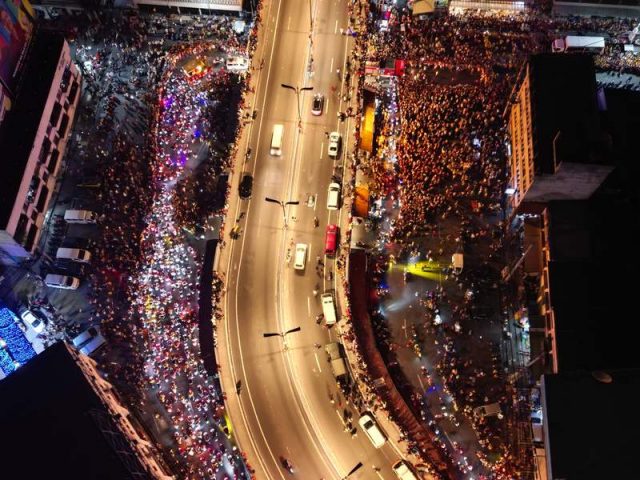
left=270, top=124, right=284, bottom=156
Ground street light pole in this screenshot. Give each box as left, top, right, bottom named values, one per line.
left=281, top=83, right=313, bottom=129
left=265, top=197, right=299, bottom=229
left=341, top=462, right=364, bottom=480
left=263, top=326, right=302, bottom=350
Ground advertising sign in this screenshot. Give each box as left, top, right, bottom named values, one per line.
left=0, top=0, right=35, bottom=95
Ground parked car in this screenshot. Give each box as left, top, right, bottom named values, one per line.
left=71, top=326, right=106, bottom=356
left=63, top=209, right=98, bottom=224
left=328, top=131, right=341, bottom=158
left=239, top=173, right=253, bottom=198
left=327, top=182, right=341, bottom=210
left=311, top=93, right=324, bottom=115
left=325, top=224, right=339, bottom=255
left=56, top=247, right=91, bottom=263
left=44, top=274, right=80, bottom=290
left=358, top=413, right=386, bottom=448
left=473, top=402, right=503, bottom=419
left=19, top=309, right=46, bottom=333
left=392, top=461, right=419, bottom=480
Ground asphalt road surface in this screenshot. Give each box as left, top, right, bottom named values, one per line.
left=222, top=0, right=405, bottom=479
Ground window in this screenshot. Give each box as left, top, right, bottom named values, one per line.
left=14, top=214, right=29, bottom=243
left=39, top=137, right=52, bottom=164
left=59, top=112, right=69, bottom=137
left=36, top=185, right=49, bottom=212
left=48, top=149, right=59, bottom=173
left=69, top=81, right=79, bottom=104
left=49, top=103, right=62, bottom=129
left=25, top=224, right=38, bottom=251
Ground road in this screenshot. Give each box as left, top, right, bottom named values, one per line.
left=221, top=0, right=404, bottom=478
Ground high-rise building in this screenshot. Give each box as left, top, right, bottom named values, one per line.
left=0, top=30, right=81, bottom=265
left=0, top=342, right=175, bottom=479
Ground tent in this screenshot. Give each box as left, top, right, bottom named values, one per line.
left=412, top=0, right=435, bottom=15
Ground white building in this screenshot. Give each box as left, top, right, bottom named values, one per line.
left=0, top=31, right=81, bottom=265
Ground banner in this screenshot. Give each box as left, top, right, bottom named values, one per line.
left=0, top=0, right=35, bottom=94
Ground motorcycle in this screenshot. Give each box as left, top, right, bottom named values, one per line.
left=280, top=457, right=294, bottom=474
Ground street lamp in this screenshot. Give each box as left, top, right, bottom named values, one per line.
left=341, top=462, right=364, bottom=479
left=263, top=326, right=302, bottom=350
left=265, top=197, right=299, bottom=229
left=281, top=83, right=313, bottom=128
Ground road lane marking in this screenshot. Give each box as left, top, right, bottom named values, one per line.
left=226, top=0, right=290, bottom=477
left=330, top=57, right=334, bottom=73
left=334, top=20, right=338, bottom=35
left=287, top=16, right=291, bottom=30
left=314, top=352, right=322, bottom=372
left=319, top=142, right=324, bottom=159
left=307, top=296, right=311, bottom=317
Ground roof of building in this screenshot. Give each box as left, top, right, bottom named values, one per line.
left=0, top=31, right=64, bottom=227
left=528, top=54, right=601, bottom=175
left=547, top=174, right=640, bottom=370
left=542, top=369, right=640, bottom=480
left=0, top=342, right=152, bottom=480
left=554, top=0, right=640, bottom=6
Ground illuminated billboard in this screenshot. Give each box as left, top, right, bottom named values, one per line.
left=0, top=0, right=35, bottom=95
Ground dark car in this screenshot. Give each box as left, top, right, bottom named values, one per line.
left=239, top=173, right=253, bottom=198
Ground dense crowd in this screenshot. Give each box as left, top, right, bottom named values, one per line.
left=63, top=10, right=257, bottom=479
left=346, top=2, right=640, bottom=478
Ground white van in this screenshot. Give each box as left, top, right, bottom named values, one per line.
left=358, top=413, right=386, bottom=448
left=72, top=326, right=106, bottom=356
left=294, top=243, right=307, bottom=270
left=392, top=461, right=419, bottom=480
left=64, top=209, right=98, bottom=224
left=473, top=402, right=503, bottom=419
left=225, top=56, right=249, bottom=72
left=270, top=124, right=284, bottom=156
left=321, top=292, right=337, bottom=325
left=44, top=274, right=80, bottom=290
left=327, top=182, right=341, bottom=210
left=56, top=247, right=92, bottom=263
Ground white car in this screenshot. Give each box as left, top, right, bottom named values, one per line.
left=20, top=309, right=46, bottom=333
left=392, top=461, right=419, bottom=480
left=327, top=182, right=341, bottom=210
left=358, top=413, right=386, bottom=448
left=294, top=243, right=308, bottom=270
left=328, top=131, right=341, bottom=158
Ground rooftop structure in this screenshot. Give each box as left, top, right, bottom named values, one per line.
left=0, top=342, right=174, bottom=479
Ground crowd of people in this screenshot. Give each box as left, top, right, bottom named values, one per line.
left=340, top=1, right=640, bottom=477
left=57, top=9, right=259, bottom=479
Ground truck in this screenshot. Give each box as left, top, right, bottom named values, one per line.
left=552, top=36, right=605, bottom=54
left=325, top=342, right=349, bottom=384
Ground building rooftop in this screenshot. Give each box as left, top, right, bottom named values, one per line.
left=547, top=172, right=640, bottom=371
left=0, top=342, right=153, bottom=480
left=0, top=31, right=64, bottom=227
left=542, top=369, right=640, bottom=480
left=528, top=54, right=601, bottom=176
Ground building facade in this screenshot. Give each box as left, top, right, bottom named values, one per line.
left=133, top=0, right=242, bottom=12
left=0, top=31, right=81, bottom=265
left=508, top=67, right=534, bottom=209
